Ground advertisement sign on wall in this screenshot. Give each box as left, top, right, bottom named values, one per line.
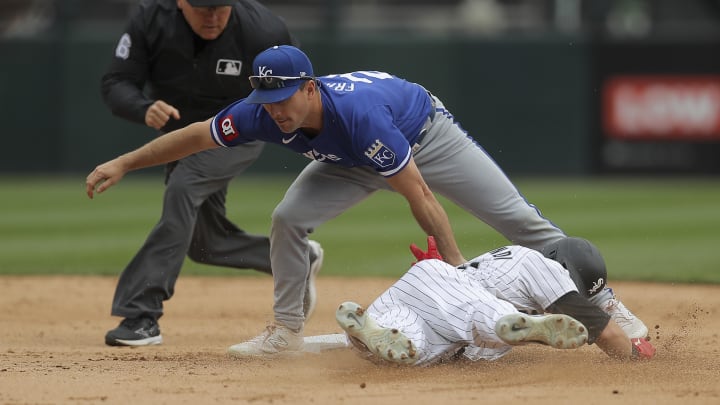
left=603, top=75, right=720, bottom=141
left=594, top=41, right=720, bottom=174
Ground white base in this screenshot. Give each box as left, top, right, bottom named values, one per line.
left=302, top=333, right=349, bottom=353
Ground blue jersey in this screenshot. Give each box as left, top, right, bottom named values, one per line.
left=209, top=71, right=434, bottom=176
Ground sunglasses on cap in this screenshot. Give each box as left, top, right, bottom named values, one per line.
left=249, top=75, right=314, bottom=90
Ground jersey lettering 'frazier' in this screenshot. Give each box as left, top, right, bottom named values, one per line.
left=210, top=71, right=433, bottom=178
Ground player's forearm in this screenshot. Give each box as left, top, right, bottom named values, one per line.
left=117, top=120, right=216, bottom=171
left=409, top=198, right=465, bottom=265
left=595, top=321, right=633, bottom=360
left=388, top=160, right=466, bottom=265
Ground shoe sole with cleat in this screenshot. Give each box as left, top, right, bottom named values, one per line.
left=335, top=301, right=417, bottom=365
left=495, top=313, right=588, bottom=349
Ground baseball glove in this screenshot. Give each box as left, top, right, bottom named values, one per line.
left=409, top=236, right=443, bottom=264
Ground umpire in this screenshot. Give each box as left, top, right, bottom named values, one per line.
left=100, top=0, right=298, bottom=346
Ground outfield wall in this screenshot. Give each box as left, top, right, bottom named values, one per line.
left=2, top=33, right=718, bottom=175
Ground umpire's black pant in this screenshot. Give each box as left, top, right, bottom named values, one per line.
left=111, top=142, right=271, bottom=320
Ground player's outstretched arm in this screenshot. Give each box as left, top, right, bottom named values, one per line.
left=594, top=320, right=633, bottom=359
left=387, top=159, right=466, bottom=265
left=595, top=319, right=655, bottom=361
left=85, top=119, right=217, bottom=198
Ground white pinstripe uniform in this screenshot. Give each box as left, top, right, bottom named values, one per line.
left=366, top=246, right=578, bottom=366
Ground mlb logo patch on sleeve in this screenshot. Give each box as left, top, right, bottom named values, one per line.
left=216, top=59, right=242, bottom=76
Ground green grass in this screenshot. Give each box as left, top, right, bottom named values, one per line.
left=0, top=174, right=718, bottom=283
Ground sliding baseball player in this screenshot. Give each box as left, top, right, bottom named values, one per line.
left=333, top=237, right=655, bottom=366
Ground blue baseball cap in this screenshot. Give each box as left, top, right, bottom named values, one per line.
left=245, top=45, right=315, bottom=104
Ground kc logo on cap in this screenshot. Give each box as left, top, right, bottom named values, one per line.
left=251, top=45, right=313, bottom=78
left=245, top=45, right=315, bottom=104
left=257, top=65, right=273, bottom=76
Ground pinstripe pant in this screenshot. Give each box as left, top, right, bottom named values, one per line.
left=368, top=246, right=577, bottom=366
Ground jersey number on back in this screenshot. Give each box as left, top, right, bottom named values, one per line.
left=488, top=247, right=513, bottom=260
left=324, top=71, right=393, bottom=92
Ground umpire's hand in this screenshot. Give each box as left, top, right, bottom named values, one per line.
left=145, top=100, right=180, bottom=130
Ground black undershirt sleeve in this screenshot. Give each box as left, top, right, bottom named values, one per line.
left=546, top=291, right=611, bottom=345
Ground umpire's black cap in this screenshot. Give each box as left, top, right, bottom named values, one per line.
left=187, top=0, right=236, bottom=6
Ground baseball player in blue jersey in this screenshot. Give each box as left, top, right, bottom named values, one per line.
left=334, top=237, right=656, bottom=366
left=86, top=45, right=647, bottom=357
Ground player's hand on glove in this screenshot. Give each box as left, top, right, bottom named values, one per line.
left=410, top=236, right=444, bottom=264
left=630, top=337, right=656, bottom=360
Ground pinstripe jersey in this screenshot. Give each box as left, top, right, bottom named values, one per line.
left=366, top=246, right=577, bottom=366
left=459, top=246, right=578, bottom=314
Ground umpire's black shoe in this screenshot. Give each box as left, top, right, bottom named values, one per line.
left=105, top=317, right=163, bottom=347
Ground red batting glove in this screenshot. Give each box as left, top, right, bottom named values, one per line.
left=631, top=337, right=656, bottom=360
left=409, top=236, right=443, bottom=264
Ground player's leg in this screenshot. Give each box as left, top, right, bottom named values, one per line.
left=228, top=162, right=386, bottom=356
left=107, top=153, right=219, bottom=345
left=412, top=97, right=565, bottom=250
left=335, top=261, right=465, bottom=366
left=185, top=144, right=272, bottom=273
left=271, top=163, right=385, bottom=328
left=190, top=192, right=271, bottom=269
left=373, top=260, right=520, bottom=364
left=186, top=147, right=327, bottom=318
left=335, top=301, right=418, bottom=365
left=494, top=313, right=589, bottom=349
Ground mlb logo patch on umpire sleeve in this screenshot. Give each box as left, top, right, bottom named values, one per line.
left=364, top=140, right=396, bottom=168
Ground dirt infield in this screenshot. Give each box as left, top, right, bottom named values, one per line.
left=1, top=276, right=718, bottom=404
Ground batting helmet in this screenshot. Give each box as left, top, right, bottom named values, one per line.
left=541, top=237, right=607, bottom=298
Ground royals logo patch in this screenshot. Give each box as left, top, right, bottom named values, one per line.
left=364, top=140, right=395, bottom=168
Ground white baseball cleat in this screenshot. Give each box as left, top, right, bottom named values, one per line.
left=303, top=240, right=324, bottom=321
left=335, top=301, right=417, bottom=365
left=227, top=324, right=304, bottom=357
left=495, top=313, right=588, bottom=349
